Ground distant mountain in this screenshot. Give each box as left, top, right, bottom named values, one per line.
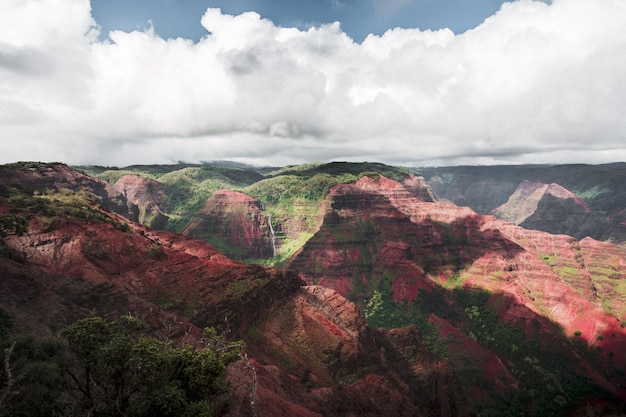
left=77, top=161, right=417, bottom=263
left=2, top=161, right=626, bottom=416
left=420, top=163, right=626, bottom=242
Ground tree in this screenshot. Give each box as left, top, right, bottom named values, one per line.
left=0, top=215, right=28, bottom=239
left=61, top=315, right=243, bottom=417
left=0, top=309, right=67, bottom=417
left=0, top=214, right=28, bottom=260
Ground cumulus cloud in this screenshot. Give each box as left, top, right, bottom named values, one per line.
left=1, top=0, right=625, bottom=167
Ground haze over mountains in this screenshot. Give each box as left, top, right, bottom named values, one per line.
left=421, top=163, right=626, bottom=243
left=1, top=161, right=626, bottom=416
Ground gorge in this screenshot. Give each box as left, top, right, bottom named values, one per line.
left=1, top=161, right=626, bottom=416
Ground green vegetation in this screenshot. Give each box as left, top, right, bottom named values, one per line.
left=0, top=333, right=68, bottom=417
left=80, top=162, right=256, bottom=183
left=83, top=242, right=107, bottom=260
left=89, top=169, right=158, bottom=185
left=158, top=167, right=251, bottom=225
left=0, top=214, right=28, bottom=239
left=84, top=161, right=416, bottom=265
left=4, top=161, right=63, bottom=171
left=361, top=277, right=617, bottom=416
left=359, top=272, right=448, bottom=357
left=0, top=213, right=28, bottom=261
left=90, top=164, right=264, bottom=234
left=257, top=231, right=313, bottom=267
left=145, top=244, right=165, bottom=259
left=271, top=161, right=414, bottom=183
left=574, top=186, right=608, bottom=201
left=446, top=289, right=615, bottom=417
left=586, top=259, right=626, bottom=317
left=1, top=311, right=242, bottom=417
left=3, top=186, right=129, bottom=233
left=228, top=277, right=269, bottom=296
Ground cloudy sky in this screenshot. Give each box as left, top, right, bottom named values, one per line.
left=1, top=0, right=625, bottom=167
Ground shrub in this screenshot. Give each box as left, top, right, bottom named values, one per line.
left=0, top=214, right=28, bottom=238
left=61, top=316, right=243, bottom=417
left=83, top=242, right=106, bottom=259
left=146, top=244, right=165, bottom=259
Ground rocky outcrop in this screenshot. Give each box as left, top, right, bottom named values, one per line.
left=231, top=286, right=468, bottom=417
left=491, top=180, right=588, bottom=224
left=109, top=174, right=169, bottom=228
left=288, top=174, right=626, bottom=407
left=0, top=162, right=127, bottom=213
left=421, top=163, right=626, bottom=242
left=402, top=174, right=438, bottom=202
left=1, top=201, right=301, bottom=338
left=4, top=162, right=626, bottom=415
left=490, top=180, right=612, bottom=240
left=183, top=190, right=275, bottom=260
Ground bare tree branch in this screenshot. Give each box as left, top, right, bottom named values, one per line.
left=0, top=342, right=16, bottom=408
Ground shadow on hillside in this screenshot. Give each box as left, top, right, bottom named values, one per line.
left=368, top=283, right=626, bottom=416
left=290, top=206, right=526, bottom=291
left=288, top=205, right=626, bottom=415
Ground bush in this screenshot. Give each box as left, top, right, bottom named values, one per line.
left=61, top=316, right=243, bottom=417
left=146, top=244, right=165, bottom=259
left=0, top=214, right=28, bottom=239
left=83, top=242, right=107, bottom=259
left=1, top=309, right=68, bottom=417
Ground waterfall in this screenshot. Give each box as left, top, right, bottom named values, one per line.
left=267, top=215, right=277, bottom=257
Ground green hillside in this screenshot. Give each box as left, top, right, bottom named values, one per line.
left=82, top=161, right=417, bottom=265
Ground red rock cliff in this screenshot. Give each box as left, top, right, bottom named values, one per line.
left=288, top=174, right=626, bottom=402
left=183, top=189, right=275, bottom=259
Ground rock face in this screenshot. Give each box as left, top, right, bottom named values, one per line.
left=491, top=180, right=611, bottom=239
left=401, top=174, right=438, bottom=202
left=492, top=180, right=589, bottom=224
left=0, top=173, right=467, bottom=417
left=288, top=175, right=481, bottom=299
left=421, top=163, right=626, bottom=242
left=0, top=162, right=127, bottom=214
left=3, top=163, right=626, bottom=416
left=230, top=286, right=468, bottom=417
left=109, top=174, right=169, bottom=229
left=183, top=190, right=275, bottom=259
left=0, top=195, right=301, bottom=338
left=288, top=174, right=626, bottom=408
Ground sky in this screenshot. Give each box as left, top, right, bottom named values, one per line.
left=89, top=0, right=513, bottom=44
left=1, top=0, right=625, bottom=168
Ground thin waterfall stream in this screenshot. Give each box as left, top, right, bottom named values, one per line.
left=267, top=215, right=277, bottom=257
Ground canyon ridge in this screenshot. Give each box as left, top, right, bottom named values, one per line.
left=1, top=161, right=626, bottom=416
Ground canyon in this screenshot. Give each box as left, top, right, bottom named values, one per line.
left=1, top=161, right=626, bottom=416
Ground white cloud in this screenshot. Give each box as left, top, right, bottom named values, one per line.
left=1, top=0, right=625, bottom=167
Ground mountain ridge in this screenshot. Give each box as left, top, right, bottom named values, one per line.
left=421, top=163, right=626, bottom=243
left=2, top=161, right=626, bottom=416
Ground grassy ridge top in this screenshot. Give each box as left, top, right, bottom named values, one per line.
left=269, top=161, right=414, bottom=181
left=83, top=161, right=416, bottom=209
left=74, top=161, right=417, bottom=264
